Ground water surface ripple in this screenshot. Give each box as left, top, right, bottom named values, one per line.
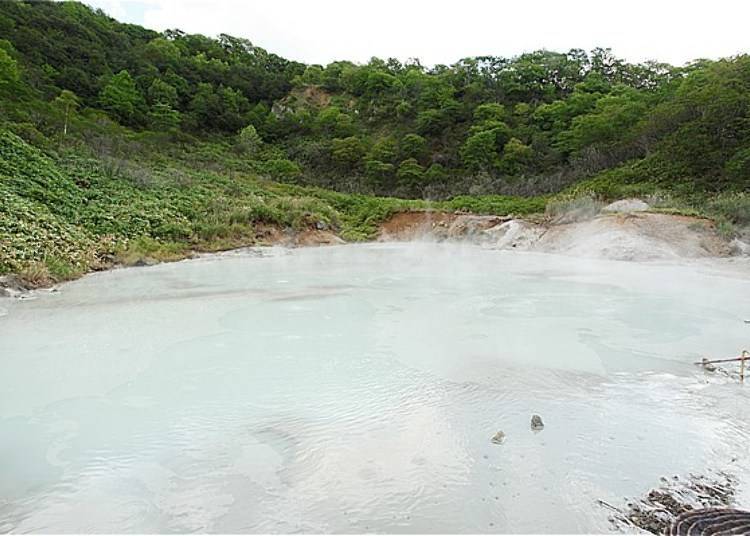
left=1, top=243, right=749, bottom=533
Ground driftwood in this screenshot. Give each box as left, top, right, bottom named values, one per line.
left=696, top=351, right=749, bottom=382
left=694, top=355, right=750, bottom=365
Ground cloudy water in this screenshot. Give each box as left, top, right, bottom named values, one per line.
left=1, top=242, right=749, bottom=533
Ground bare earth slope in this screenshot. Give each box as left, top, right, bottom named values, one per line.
left=379, top=210, right=736, bottom=262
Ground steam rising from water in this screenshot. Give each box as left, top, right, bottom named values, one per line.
left=1, top=243, right=749, bottom=532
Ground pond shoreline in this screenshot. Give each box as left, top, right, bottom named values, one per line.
left=2, top=207, right=748, bottom=298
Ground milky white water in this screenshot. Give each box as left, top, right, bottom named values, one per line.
left=1, top=242, right=749, bottom=533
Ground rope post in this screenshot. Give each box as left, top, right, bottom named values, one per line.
left=741, top=350, right=749, bottom=383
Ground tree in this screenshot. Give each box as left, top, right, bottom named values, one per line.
left=331, top=136, right=365, bottom=168
left=148, top=102, right=180, bottom=131
left=147, top=78, right=178, bottom=107
left=238, top=124, right=262, bottom=153
left=99, top=70, right=145, bottom=125
left=499, top=137, right=533, bottom=174
left=0, top=47, right=19, bottom=93
left=424, top=163, right=448, bottom=183
left=461, top=121, right=512, bottom=171
left=396, top=158, right=425, bottom=189
left=400, top=133, right=427, bottom=160
left=557, top=87, right=646, bottom=153
left=53, top=89, right=79, bottom=137
left=368, top=136, right=397, bottom=163
left=263, top=159, right=302, bottom=180
left=316, top=106, right=355, bottom=137
left=416, top=108, right=451, bottom=135
left=143, top=37, right=181, bottom=70
left=460, top=130, right=498, bottom=171
left=364, top=159, right=394, bottom=187
left=474, top=103, right=505, bottom=122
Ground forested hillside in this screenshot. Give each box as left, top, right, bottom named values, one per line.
left=0, top=0, right=748, bottom=283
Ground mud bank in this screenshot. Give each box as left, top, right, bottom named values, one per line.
left=378, top=209, right=743, bottom=262
left=3, top=202, right=747, bottom=296
left=0, top=225, right=344, bottom=296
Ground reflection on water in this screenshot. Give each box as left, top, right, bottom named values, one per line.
left=1, top=243, right=749, bottom=533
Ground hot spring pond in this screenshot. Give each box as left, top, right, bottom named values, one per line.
left=1, top=242, right=749, bottom=533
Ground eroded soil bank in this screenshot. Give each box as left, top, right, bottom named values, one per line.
left=2, top=203, right=749, bottom=296
left=377, top=209, right=744, bottom=262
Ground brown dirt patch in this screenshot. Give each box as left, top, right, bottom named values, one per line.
left=378, top=211, right=459, bottom=240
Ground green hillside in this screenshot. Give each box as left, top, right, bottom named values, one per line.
left=0, top=0, right=748, bottom=284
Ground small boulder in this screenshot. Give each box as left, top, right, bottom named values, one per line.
left=602, top=199, right=650, bottom=213
left=531, top=414, right=544, bottom=431
left=491, top=431, right=506, bottom=444
left=133, top=257, right=158, bottom=267
left=729, top=238, right=750, bottom=256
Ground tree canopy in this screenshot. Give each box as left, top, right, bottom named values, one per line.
left=0, top=0, right=748, bottom=199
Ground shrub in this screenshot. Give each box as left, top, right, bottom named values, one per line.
left=706, top=193, right=750, bottom=226
left=545, top=194, right=604, bottom=223
left=17, top=261, right=52, bottom=287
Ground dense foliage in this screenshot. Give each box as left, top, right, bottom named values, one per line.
left=0, top=1, right=748, bottom=282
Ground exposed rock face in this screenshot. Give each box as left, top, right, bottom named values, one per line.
left=377, top=211, right=506, bottom=242
left=483, top=219, right=545, bottom=249
left=378, top=209, right=735, bottom=262
left=294, top=229, right=345, bottom=247
left=534, top=213, right=731, bottom=261
left=602, top=198, right=650, bottom=213
left=445, top=215, right=506, bottom=240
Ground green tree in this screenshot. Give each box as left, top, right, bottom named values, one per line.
left=316, top=106, right=355, bottom=137
left=400, top=133, right=427, bottom=160
left=460, top=130, right=498, bottom=170
left=558, top=87, right=646, bottom=153
left=424, top=163, right=448, bottom=183
left=0, top=47, right=19, bottom=93
left=238, top=124, right=262, bottom=152
left=263, top=159, right=302, bottom=180
left=331, top=136, right=365, bottom=168
left=474, top=103, right=505, bottom=122
left=99, top=70, right=145, bottom=125
left=364, top=159, right=394, bottom=186
left=368, top=136, right=397, bottom=163
left=396, top=158, right=425, bottom=189
left=148, top=102, right=180, bottom=131
left=499, top=137, right=533, bottom=174
left=143, top=37, right=181, bottom=70
left=461, top=121, right=511, bottom=171
left=53, top=89, right=79, bottom=137
left=147, top=79, right=178, bottom=107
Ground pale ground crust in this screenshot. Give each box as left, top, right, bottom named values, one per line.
left=3, top=204, right=749, bottom=295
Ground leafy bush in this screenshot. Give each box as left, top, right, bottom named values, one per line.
left=545, top=194, right=604, bottom=222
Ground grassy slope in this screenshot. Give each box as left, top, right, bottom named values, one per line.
left=0, top=130, right=545, bottom=285
left=3, top=124, right=747, bottom=288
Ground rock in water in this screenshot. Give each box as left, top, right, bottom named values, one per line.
left=531, top=415, right=544, bottom=431
left=491, top=431, right=506, bottom=444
